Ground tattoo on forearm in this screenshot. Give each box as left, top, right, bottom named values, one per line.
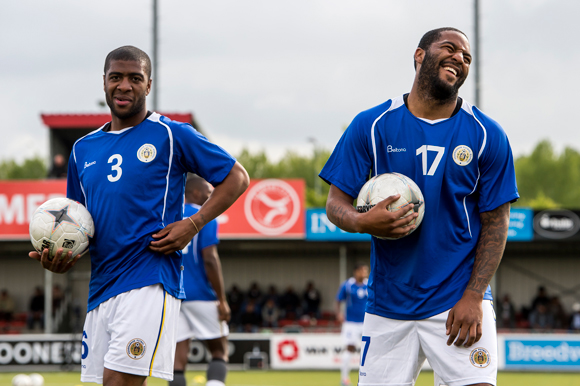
left=327, top=203, right=347, bottom=228
left=466, top=203, right=510, bottom=295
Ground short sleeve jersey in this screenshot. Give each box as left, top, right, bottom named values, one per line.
left=67, top=113, right=236, bottom=312
left=320, top=95, right=519, bottom=320
left=336, top=278, right=368, bottom=323
left=182, top=203, right=219, bottom=302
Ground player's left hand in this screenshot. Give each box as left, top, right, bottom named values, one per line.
left=445, top=290, right=483, bottom=347
left=150, top=218, right=198, bottom=255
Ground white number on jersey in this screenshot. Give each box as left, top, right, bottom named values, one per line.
left=107, top=154, right=123, bottom=182
left=416, top=145, right=445, bottom=176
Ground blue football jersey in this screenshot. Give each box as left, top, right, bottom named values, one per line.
left=320, top=95, right=519, bottom=320
left=336, top=278, right=368, bottom=323
left=67, top=113, right=236, bottom=312
left=182, top=203, right=219, bottom=302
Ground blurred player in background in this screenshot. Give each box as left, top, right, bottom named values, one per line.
left=320, top=28, right=518, bottom=386
left=30, top=45, right=249, bottom=386
left=170, top=175, right=230, bottom=386
left=334, top=263, right=368, bottom=386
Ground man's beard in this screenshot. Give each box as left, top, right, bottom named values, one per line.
left=105, top=91, right=147, bottom=120
left=418, top=50, right=466, bottom=103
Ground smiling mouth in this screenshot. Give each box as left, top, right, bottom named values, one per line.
left=443, top=66, right=458, bottom=77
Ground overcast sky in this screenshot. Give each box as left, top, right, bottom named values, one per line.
left=1, top=0, right=577, bottom=164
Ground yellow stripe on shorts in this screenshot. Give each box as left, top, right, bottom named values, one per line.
left=149, top=291, right=167, bottom=376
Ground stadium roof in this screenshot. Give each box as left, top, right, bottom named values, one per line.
left=41, top=113, right=195, bottom=129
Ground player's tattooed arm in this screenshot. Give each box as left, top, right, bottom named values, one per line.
left=446, top=202, right=510, bottom=347
left=467, top=202, right=511, bottom=294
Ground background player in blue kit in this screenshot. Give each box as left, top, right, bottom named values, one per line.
left=320, top=28, right=518, bottom=386
left=334, top=263, right=369, bottom=386
left=170, top=175, right=230, bottom=386
left=30, top=46, right=249, bottom=386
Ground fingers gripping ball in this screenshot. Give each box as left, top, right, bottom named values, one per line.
left=356, top=172, right=425, bottom=239
left=29, top=197, right=95, bottom=260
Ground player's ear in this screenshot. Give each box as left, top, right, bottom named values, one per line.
left=146, top=78, right=152, bottom=96
left=414, top=48, right=425, bottom=70
left=103, top=75, right=106, bottom=91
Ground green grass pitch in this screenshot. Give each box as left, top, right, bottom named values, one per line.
left=1, top=370, right=580, bottom=386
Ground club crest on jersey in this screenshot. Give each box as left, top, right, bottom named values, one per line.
left=452, top=145, right=473, bottom=166
left=126, top=338, right=146, bottom=360
left=469, top=347, right=490, bottom=368
left=137, top=144, right=157, bottom=163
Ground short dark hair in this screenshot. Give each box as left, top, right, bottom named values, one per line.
left=414, top=27, right=468, bottom=70
left=104, top=46, right=152, bottom=79
left=353, top=262, right=368, bottom=272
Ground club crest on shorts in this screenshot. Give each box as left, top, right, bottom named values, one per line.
left=452, top=145, right=473, bottom=166
left=469, top=347, right=490, bottom=368
left=126, top=338, right=146, bottom=360
left=137, top=144, right=157, bottom=163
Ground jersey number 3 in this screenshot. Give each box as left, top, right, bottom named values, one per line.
left=107, top=154, right=123, bottom=182
left=416, top=145, right=445, bottom=176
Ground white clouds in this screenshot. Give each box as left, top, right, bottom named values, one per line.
left=1, top=0, right=579, bottom=165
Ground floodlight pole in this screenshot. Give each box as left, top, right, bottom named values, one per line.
left=474, top=0, right=481, bottom=108
left=152, top=0, right=159, bottom=111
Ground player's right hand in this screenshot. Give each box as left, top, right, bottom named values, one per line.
left=359, top=194, right=418, bottom=239
left=29, top=248, right=81, bottom=274
left=336, top=312, right=345, bottom=323
left=217, top=300, right=231, bottom=322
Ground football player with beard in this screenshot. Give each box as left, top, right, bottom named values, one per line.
left=320, top=28, right=518, bottom=386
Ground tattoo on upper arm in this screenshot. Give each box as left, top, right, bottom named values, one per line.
left=466, top=202, right=510, bottom=294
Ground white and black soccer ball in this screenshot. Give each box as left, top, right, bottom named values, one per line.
left=356, top=172, right=425, bottom=240
left=29, top=197, right=94, bottom=260
left=12, top=374, right=32, bottom=386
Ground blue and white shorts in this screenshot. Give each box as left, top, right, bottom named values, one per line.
left=81, top=284, right=181, bottom=383
left=358, top=300, right=497, bottom=386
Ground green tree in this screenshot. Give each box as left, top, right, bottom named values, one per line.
left=514, top=140, right=580, bottom=209
left=0, top=157, right=47, bottom=180
left=236, top=147, right=331, bottom=208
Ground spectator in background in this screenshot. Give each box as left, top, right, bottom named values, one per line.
left=227, top=284, right=245, bottom=328
left=0, top=289, right=15, bottom=323
left=47, top=154, right=68, bottom=179
left=27, top=287, right=45, bottom=330
left=52, top=284, right=64, bottom=316
left=262, top=285, right=279, bottom=307
left=279, top=286, right=301, bottom=320
left=549, top=296, right=567, bottom=330
left=569, top=303, right=580, bottom=332
left=499, top=294, right=515, bottom=329
left=302, top=281, right=322, bottom=320
left=246, top=282, right=263, bottom=306
left=531, top=286, right=550, bottom=311
left=239, top=300, right=262, bottom=332
left=529, top=303, right=554, bottom=332
left=261, top=298, right=280, bottom=328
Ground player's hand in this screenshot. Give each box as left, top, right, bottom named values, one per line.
left=29, top=248, right=81, bottom=274
left=359, top=194, right=418, bottom=239
left=336, top=312, right=345, bottom=323
left=445, top=290, right=484, bottom=347
left=150, top=218, right=198, bottom=255
left=217, top=299, right=231, bottom=322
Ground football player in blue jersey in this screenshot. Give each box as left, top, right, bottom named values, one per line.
left=334, top=263, right=369, bottom=386
left=170, top=175, right=230, bottom=386
left=320, top=28, right=518, bottom=386
left=30, top=46, right=249, bottom=386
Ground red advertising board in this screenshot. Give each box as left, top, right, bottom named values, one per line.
left=0, top=178, right=305, bottom=240
left=217, top=179, right=305, bottom=239
left=0, top=180, right=67, bottom=240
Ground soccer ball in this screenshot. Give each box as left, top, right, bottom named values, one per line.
left=28, top=374, right=44, bottom=386
left=356, top=172, right=425, bottom=240
left=29, top=197, right=94, bottom=260
left=11, top=374, right=32, bottom=386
